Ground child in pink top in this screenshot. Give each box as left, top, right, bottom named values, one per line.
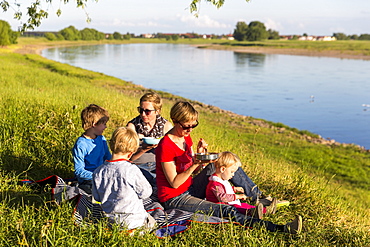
left=206, top=151, right=276, bottom=219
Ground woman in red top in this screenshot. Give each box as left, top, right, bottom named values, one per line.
left=155, top=101, right=302, bottom=234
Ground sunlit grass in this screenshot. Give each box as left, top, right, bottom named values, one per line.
left=0, top=43, right=369, bottom=245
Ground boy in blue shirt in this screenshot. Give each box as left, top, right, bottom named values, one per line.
left=72, top=104, right=112, bottom=194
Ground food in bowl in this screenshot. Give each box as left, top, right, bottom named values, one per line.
left=142, top=137, right=160, bottom=145
left=195, top=152, right=219, bottom=161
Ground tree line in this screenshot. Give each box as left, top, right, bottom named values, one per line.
left=43, top=26, right=132, bottom=41
left=333, top=32, right=370, bottom=41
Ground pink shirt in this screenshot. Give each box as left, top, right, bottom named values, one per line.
left=206, top=174, right=240, bottom=205
left=155, top=134, right=193, bottom=202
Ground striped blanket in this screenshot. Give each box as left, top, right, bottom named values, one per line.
left=24, top=175, right=230, bottom=238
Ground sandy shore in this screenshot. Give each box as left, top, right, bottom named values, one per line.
left=196, top=44, right=370, bottom=61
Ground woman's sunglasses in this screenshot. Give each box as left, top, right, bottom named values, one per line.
left=137, top=107, right=156, bottom=115
left=178, top=120, right=199, bottom=130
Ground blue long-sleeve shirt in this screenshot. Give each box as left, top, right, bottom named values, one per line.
left=72, top=135, right=111, bottom=183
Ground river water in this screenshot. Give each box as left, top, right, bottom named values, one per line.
left=42, top=43, right=370, bottom=149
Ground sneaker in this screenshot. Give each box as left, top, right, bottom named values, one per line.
left=258, top=196, right=290, bottom=208
left=284, top=215, right=302, bottom=234
left=249, top=203, right=263, bottom=219
left=265, top=197, right=277, bottom=214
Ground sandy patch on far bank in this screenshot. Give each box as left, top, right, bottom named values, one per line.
left=197, top=44, right=370, bottom=61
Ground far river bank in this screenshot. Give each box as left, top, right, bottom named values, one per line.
left=9, top=38, right=370, bottom=61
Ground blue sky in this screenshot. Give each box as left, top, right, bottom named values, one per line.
left=3, top=0, right=370, bottom=36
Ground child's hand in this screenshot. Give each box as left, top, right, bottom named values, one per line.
left=234, top=187, right=244, bottom=194
left=236, top=194, right=248, bottom=201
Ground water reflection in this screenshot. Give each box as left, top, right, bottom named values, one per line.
left=233, top=52, right=266, bottom=67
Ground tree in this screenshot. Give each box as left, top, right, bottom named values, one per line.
left=233, top=21, right=248, bottom=41
left=0, top=20, right=18, bottom=46
left=59, top=25, right=80, bottom=40
left=245, top=21, right=268, bottom=41
left=1, top=0, right=250, bottom=31
left=122, top=32, right=131, bottom=40
left=113, top=32, right=122, bottom=40
left=358, top=34, right=370, bottom=40
left=171, top=34, right=179, bottom=41
left=44, top=32, right=57, bottom=41
left=333, top=33, right=348, bottom=40
left=267, top=29, right=280, bottom=40
left=233, top=21, right=268, bottom=41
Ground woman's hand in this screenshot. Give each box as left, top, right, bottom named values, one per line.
left=196, top=138, right=208, bottom=154
left=141, top=142, right=157, bottom=152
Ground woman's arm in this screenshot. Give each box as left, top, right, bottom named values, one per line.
left=127, top=122, right=156, bottom=162
left=161, top=161, right=200, bottom=189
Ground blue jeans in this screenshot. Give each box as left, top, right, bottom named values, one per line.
left=192, top=164, right=262, bottom=201
left=137, top=162, right=156, bottom=187
left=162, top=191, right=281, bottom=232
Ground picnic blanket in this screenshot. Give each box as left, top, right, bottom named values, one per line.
left=23, top=175, right=231, bottom=238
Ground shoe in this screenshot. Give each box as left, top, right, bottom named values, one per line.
left=258, top=195, right=290, bottom=208
left=265, top=197, right=277, bottom=214
left=284, top=215, right=302, bottom=234
left=249, top=203, right=263, bottom=219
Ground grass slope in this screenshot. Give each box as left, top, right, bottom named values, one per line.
left=0, top=42, right=369, bottom=246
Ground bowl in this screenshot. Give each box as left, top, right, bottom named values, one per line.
left=195, top=152, right=219, bottom=161
left=142, top=137, right=160, bottom=145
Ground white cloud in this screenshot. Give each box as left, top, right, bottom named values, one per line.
left=178, top=14, right=231, bottom=29
left=264, top=18, right=282, bottom=31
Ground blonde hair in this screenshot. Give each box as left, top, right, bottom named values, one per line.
left=140, top=92, right=163, bottom=111
left=215, top=151, right=242, bottom=169
left=81, top=104, right=109, bottom=130
left=109, top=127, right=139, bottom=154
left=170, top=101, right=198, bottom=123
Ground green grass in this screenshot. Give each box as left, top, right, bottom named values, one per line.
left=0, top=41, right=369, bottom=246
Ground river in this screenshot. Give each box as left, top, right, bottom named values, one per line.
left=42, top=43, right=370, bottom=149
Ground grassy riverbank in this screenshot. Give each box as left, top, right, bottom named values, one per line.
left=0, top=40, right=369, bottom=246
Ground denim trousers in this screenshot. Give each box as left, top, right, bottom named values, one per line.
left=192, top=163, right=262, bottom=201
left=162, top=191, right=280, bottom=232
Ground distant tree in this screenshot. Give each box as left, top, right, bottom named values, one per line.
left=80, top=28, right=94, bottom=40
left=122, top=32, right=131, bottom=40
left=44, top=32, right=57, bottom=41
left=358, top=34, right=370, bottom=40
left=80, top=28, right=104, bottom=40
left=267, top=29, right=280, bottom=40
left=113, top=32, right=122, bottom=40
left=56, top=33, right=65, bottom=40
left=156, top=33, right=166, bottom=39
left=303, top=33, right=308, bottom=37
left=0, top=20, right=18, bottom=45
left=171, top=34, right=179, bottom=41
left=233, top=21, right=248, bottom=41
left=333, top=33, right=349, bottom=40
left=245, top=21, right=268, bottom=41
left=60, top=25, right=80, bottom=40
left=107, top=34, right=114, bottom=40
left=349, top=34, right=358, bottom=40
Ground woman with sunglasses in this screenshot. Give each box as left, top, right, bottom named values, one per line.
left=155, top=101, right=302, bottom=234
left=127, top=92, right=173, bottom=185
